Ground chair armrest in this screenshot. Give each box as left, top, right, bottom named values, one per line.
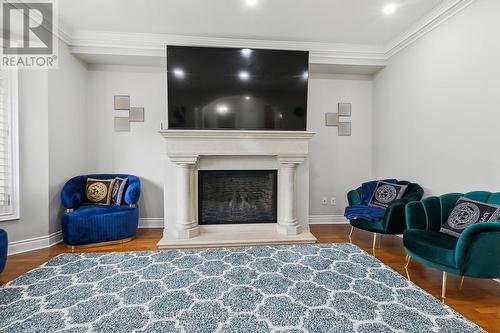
left=347, top=190, right=361, bottom=205
left=382, top=198, right=409, bottom=233
left=124, top=176, right=141, bottom=206
left=60, top=176, right=86, bottom=209
left=405, top=201, right=427, bottom=230
left=455, top=222, right=500, bottom=271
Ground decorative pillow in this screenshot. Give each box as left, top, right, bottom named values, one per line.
left=84, top=178, right=116, bottom=205
left=440, top=197, right=500, bottom=237
left=112, top=177, right=128, bottom=205
left=368, top=181, right=408, bottom=209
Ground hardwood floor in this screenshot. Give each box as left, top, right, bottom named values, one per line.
left=1, top=225, right=499, bottom=332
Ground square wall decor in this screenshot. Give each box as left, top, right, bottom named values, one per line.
left=325, top=113, right=339, bottom=126
left=338, top=122, right=352, bottom=136
left=129, top=107, right=144, bottom=122
left=114, top=117, right=130, bottom=132
left=338, top=103, right=352, bottom=116
left=114, top=95, right=130, bottom=110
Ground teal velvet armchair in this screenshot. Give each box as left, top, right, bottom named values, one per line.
left=404, top=191, right=500, bottom=300
left=347, top=181, right=424, bottom=249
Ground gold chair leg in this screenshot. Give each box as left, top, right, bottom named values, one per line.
left=459, top=276, right=465, bottom=291
left=349, top=226, right=354, bottom=242
left=404, top=254, right=411, bottom=269
left=404, top=254, right=411, bottom=280
left=441, top=272, right=448, bottom=301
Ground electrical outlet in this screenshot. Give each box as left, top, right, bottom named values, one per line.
left=322, top=197, right=327, bottom=205
left=331, top=197, right=336, bottom=205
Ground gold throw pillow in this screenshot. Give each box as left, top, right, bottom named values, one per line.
left=85, top=178, right=116, bottom=205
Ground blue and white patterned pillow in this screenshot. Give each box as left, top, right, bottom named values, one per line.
left=440, top=197, right=500, bottom=237
left=112, top=177, right=128, bottom=205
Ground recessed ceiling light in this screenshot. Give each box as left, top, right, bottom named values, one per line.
left=244, top=96, right=251, bottom=100
left=239, top=71, right=250, bottom=81
left=172, top=68, right=185, bottom=78
left=383, top=3, right=397, bottom=15
left=245, top=0, right=258, bottom=7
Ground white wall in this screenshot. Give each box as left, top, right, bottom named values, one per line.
left=86, top=68, right=166, bottom=218
left=84, top=69, right=373, bottom=219
left=373, top=0, right=500, bottom=196
left=48, top=42, right=88, bottom=234
left=4, top=62, right=371, bottom=245
left=3, top=40, right=89, bottom=247
left=1, top=70, right=50, bottom=243
left=308, top=76, right=373, bottom=215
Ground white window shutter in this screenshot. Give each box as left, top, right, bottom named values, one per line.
left=0, top=69, right=19, bottom=220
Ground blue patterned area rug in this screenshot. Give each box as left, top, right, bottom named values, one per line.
left=0, top=243, right=483, bottom=333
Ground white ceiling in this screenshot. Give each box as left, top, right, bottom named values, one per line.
left=59, top=0, right=444, bottom=45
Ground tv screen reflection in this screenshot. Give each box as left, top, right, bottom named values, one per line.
left=167, top=46, right=309, bottom=131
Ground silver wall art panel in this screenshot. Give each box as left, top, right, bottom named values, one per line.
left=325, top=102, right=352, bottom=136
left=113, top=96, right=145, bottom=132
left=338, top=103, right=352, bottom=116
left=114, top=117, right=130, bottom=132
left=338, top=122, right=352, bottom=136
left=114, top=95, right=130, bottom=110
left=325, top=113, right=339, bottom=126
left=129, top=107, right=144, bottom=122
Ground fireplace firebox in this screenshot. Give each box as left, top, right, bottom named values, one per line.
left=198, top=170, right=278, bottom=225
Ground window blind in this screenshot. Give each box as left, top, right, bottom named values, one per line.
left=0, top=69, right=13, bottom=216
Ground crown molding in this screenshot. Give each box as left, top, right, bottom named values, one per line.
left=55, top=24, right=73, bottom=45
left=68, top=31, right=386, bottom=66
left=385, top=0, right=475, bottom=58
left=63, top=0, right=476, bottom=67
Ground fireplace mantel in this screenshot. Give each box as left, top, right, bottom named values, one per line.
left=158, top=129, right=317, bottom=248
left=159, top=129, right=315, bottom=139
left=159, top=130, right=316, bottom=157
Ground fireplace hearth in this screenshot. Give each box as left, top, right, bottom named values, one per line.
left=198, top=170, right=277, bottom=225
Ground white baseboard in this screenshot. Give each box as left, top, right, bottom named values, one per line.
left=8, top=231, right=63, bottom=256
left=6, top=217, right=163, bottom=256
left=309, top=214, right=349, bottom=225
left=138, top=218, right=164, bottom=228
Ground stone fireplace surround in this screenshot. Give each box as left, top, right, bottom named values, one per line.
left=158, top=130, right=317, bottom=248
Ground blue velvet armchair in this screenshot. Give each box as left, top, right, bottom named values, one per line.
left=404, top=191, right=500, bottom=300
left=61, top=174, right=141, bottom=248
left=0, top=229, right=7, bottom=273
left=347, top=181, right=424, bottom=249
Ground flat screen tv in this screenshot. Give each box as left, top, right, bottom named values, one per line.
left=167, top=46, right=308, bottom=130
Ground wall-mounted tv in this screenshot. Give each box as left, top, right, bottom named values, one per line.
left=167, top=46, right=309, bottom=130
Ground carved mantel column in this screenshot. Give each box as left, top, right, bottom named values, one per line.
left=277, top=156, right=305, bottom=235
left=170, top=156, right=199, bottom=239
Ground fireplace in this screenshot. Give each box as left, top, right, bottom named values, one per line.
left=158, top=129, right=316, bottom=247
left=198, top=170, right=277, bottom=225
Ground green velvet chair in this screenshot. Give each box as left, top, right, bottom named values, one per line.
left=404, top=191, right=500, bottom=300
left=347, top=181, right=424, bottom=249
